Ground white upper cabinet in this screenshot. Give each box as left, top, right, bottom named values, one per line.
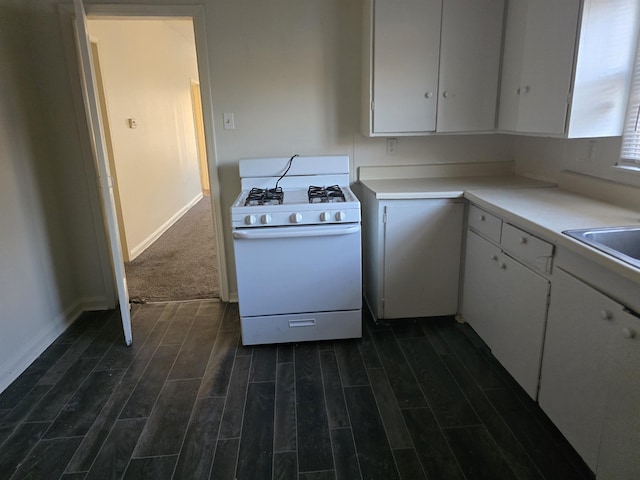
left=369, top=0, right=442, bottom=134
left=437, top=0, right=504, bottom=132
left=362, top=0, right=504, bottom=136
left=498, top=0, right=580, bottom=135
left=498, top=0, right=640, bottom=137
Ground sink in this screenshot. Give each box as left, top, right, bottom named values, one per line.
left=563, top=226, right=640, bottom=269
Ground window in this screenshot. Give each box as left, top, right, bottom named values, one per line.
left=620, top=31, right=640, bottom=168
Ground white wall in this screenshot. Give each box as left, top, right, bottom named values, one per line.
left=0, top=0, right=84, bottom=393
left=513, top=135, right=640, bottom=188
left=87, top=19, right=203, bottom=260
left=206, top=0, right=515, bottom=296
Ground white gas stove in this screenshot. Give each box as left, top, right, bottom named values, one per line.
left=231, top=155, right=362, bottom=345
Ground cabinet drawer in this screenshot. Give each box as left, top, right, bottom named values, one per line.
left=468, top=205, right=502, bottom=243
left=501, top=223, right=553, bottom=273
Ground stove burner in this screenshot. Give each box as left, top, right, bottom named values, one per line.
left=308, top=185, right=345, bottom=203
left=244, top=187, right=284, bottom=206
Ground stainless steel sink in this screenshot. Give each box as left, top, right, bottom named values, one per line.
left=563, top=226, right=640, bottom=269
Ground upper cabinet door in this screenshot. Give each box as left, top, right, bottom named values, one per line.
left=437, top=0, right=504, bottom=132
left=498, top=0, right=580, bottom=134
left=372, top=0, right=442, bottom=133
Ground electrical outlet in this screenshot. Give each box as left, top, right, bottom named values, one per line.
left=386, top=138, right=397, bottom=154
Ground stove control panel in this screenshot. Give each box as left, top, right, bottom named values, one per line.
left=234, top=208, right=361, bottom=227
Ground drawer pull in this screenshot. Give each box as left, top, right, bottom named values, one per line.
left=519, top=236, right=527, bottom=244
left=289, top=319, right=316, bottom=328
left=499, top=262, right=507, bottom=270
left=490, top=254, right=498, bottom=261
left=479, top=214, right=486, bottom=221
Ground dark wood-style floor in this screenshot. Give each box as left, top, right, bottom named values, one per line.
left=0, top=301, right=593, bottom=480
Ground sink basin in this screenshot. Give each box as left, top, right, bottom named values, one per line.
left=563, top=226, right=640, bottom=269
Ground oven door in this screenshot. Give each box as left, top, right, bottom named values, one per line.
left=233, top=223, right=362, bottom=317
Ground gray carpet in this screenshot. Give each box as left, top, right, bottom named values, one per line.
left=124, top=195, right=219, bottom=302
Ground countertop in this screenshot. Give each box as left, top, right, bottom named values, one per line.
left=359, top=175, right=640, bottom=285
left=359, top=175, right=553, bottom=199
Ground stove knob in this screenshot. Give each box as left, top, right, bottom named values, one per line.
left=320, top=211, right=330, bottom=222
left=290, top=213, right=303, bottom=224
left=261, top=214, right=272, bottom=225
left=335, top=211, right=346, bottom=221
left=245, top=214, right=256, bottom=225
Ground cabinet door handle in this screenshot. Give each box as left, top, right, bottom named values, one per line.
left=519, top=236, right=528, bottom=244
left=600, top=310, right=612, bottom=321
left=443, top=91, right=453, bottom=98
left=424, top=91, right=433, bottom=99
left=622, top=327, right=635, bottom=339
left=499, top=262, right=507, bottom=270
left=479, top=214, right=486, bottom=221
left=490, top=254, right=498, bottom=261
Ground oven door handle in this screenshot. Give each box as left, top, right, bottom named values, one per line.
left=233, top=224, right=360, bottom=240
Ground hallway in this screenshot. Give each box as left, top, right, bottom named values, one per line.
left=125, top=196, right=218, bottom=302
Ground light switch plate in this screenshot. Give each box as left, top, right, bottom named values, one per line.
left=223, top=112, right=235, bottom=130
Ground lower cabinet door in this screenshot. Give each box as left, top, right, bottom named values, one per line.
left=489, top=251, right=549, bottom=399
left=382, top=200, right=463, bottom=318
left=461, top=230, right=502, bottom=345
left=597, top=309, right=640, bottom=480
left=462, top=230, right=549, bottom=399
left=538, top=268, right=618, bottom=471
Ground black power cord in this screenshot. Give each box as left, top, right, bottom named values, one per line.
left=274, top=154, right=299, bottom=190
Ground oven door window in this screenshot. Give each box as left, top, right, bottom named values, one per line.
left=233, top=224, right=362, bottom=317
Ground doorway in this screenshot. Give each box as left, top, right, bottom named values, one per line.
left=87, top=17, right=219, bottom=302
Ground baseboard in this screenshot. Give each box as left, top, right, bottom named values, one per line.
left=129, top=192, right=204, bottom=261
left=80, top=295, right=112, bottom=311
left=0, top=299, right=85, bottom=395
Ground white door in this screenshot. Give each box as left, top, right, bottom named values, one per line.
left=598, top=308, right=640, bottom=479
left=383, top=200, right=463, bottom=318
left=73, top=0, right=132, bottom=345
left=437, top=0, right=504, bottom=132
left=516, top=0, right=579, bottom=134
left=372, top=0, right=442, bottom=133
left=489, top=251, right=549, bottom=399
left=233, top=224, right=362, bottom=317
left=538, top=268, right=617, bottom=470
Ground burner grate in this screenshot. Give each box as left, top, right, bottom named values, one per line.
left=308, top=185, right=345, bottom=203
left=244, top=187, right=284, bottom=206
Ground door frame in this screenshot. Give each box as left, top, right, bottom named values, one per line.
left=59, top=3, right=229, bottom=304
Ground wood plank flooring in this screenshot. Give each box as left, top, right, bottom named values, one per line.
left=0, top=301, right=594, bottom=480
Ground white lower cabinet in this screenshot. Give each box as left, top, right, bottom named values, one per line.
left=597, top=309, right=640, bottom=480
left=539, top=267, right=640, bottom=478
left=462, top=229, right=549, bottom=399
left=361, top=191, right=464, bottom=320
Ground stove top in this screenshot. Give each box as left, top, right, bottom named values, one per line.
left=243, top=185, right=347, bottom=206
left=244, top=187, right=284, bottom=206
left=308, top=185, right=345, bottom=203
left=231, top=155, right=361, bottom=227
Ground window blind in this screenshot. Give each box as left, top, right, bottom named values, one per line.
left=620, top=32, right=640, bottom=167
